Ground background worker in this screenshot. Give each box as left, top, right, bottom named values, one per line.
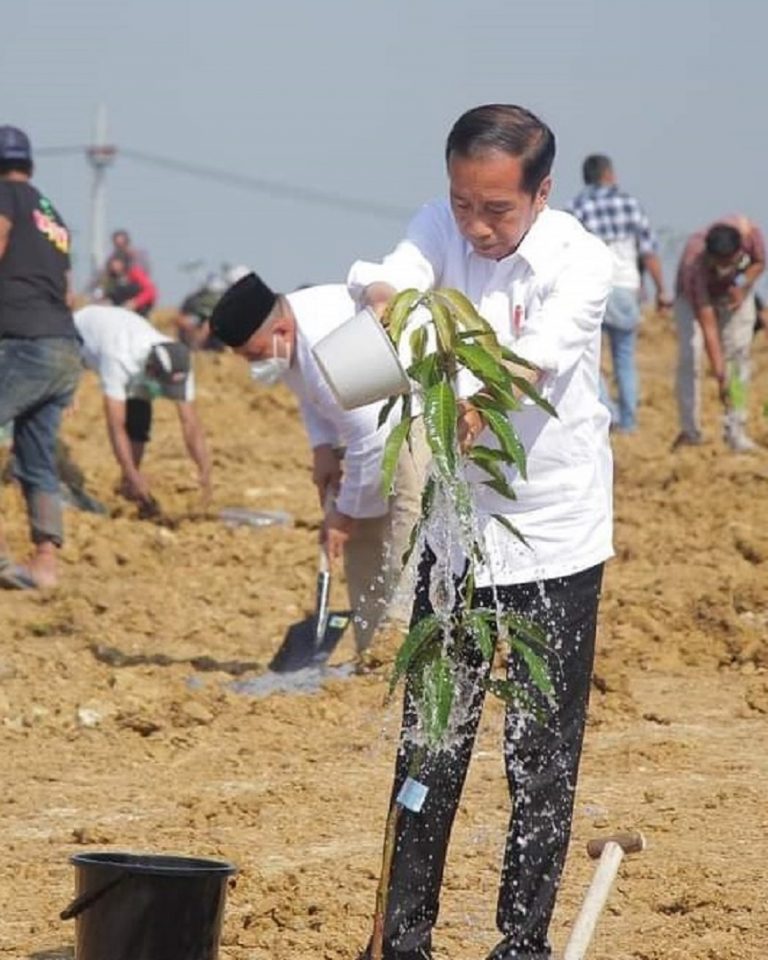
left=348, top=103, right=613, bottom=960
left=673, top=216, right=765, bottom=451
left=210, top=272, right=422, bottom=653
left=173, top=265, right=250, bottom=351
left=0, top=124, right=82, bottom=589
left=73, top=303, right=211, bottom=514
left=569, top=153, right=671, bottom=433
left=100, top=252, right=157, bottom=317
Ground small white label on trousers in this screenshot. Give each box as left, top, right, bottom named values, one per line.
left=397, top=777, right=429, bottom=813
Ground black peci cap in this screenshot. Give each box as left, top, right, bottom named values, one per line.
left=209, top=272, right=277, bottom=347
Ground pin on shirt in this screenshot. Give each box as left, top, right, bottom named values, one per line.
left=512, top=303, right=525, bottom=336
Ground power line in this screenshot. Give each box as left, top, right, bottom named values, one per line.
left=37, top=143, right=413, bottom=221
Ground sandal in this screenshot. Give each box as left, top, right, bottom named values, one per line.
left=0, top=555, right=37, bottom=590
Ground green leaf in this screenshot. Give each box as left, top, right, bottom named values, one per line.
left=384, top=289, right=422, bottom=346
left=727, top=368, right=747, bottom=411
left=468, top=450, right=507, bottom=486
left=481, top=408, right=527, bottom=479
left=389, top=613, right=441, bottom=694
left=421, top=654, right=455, bottom=746
left=469, top=444, right=507, bottom=462
left=464, top=609, right=495, bottom=660
left=408, top=353, right=441, bottom=392
left=380, top=416, right=412, bottom=498
left=409, top=324, right=428, bottom=364
left=376, top=394, right=399, bottom=430
left=510, top=375, right=558, bottom=419
left=483, top=678, right=546, bottom=721
left=453, top=341, right=510, bottom=388
left=400, top=476, right=435, bottom=568
left=491, top=383, right=523, bottom=412
left=427, top=297, right=457, bottom=354
left=423, top=381, right=458, bottom=479
left=483, top=477, right=518, bottom=501
left=435, top=289, right=502, bottom=359
left=510, top=638, right=553, bottom=697
left=491, top=513, right=529, bottom=547
left=504, top=613, right=549, bottom=648
left=500, top=345, right=539, bottom=371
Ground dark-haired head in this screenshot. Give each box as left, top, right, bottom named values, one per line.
left=0, top=159, right=33, bottom=178
left=445, top=104, right=555, bottom=196
left=582, top=154, right=612, bottom=186
left=705, top=224, right=742, bottom=259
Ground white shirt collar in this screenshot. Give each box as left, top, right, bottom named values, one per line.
left=505, top=206, right=553, bottom=274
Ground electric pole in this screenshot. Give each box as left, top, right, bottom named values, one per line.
left=85, top=104, right=116, bottom=277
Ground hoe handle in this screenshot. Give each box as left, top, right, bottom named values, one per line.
left=563, top=832, right=646, bottom=960
left=587, top=831, right=645, bottom=859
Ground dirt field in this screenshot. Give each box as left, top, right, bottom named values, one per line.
left=1, top=314, right=766, bottom=960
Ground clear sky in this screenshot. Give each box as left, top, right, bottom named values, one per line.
left=3, top=0, right=766, bottom=302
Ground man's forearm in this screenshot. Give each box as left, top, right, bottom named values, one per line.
left=106, top=417, right=142, bottom=482
left=180, top=415, right=211, bottom=482
left=642, top=253, right=669, bottom=301
left=741, top=261, right=764, bottom=293
left=696, top=307, right=726, bottom=381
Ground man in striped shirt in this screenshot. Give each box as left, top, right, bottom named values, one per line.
left=569, top=155, right=671, bottom=432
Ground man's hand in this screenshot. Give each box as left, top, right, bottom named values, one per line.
left=717, top=373, right=731, bottom=408
left=362, top=282, right=398, bottom=319
left=656, top=292, right=674, bottom=315
left=118, top=471, right=152, bottom=504
left=457, top=398, right=486, bottom=453
left=322, top=508, right=357, bottom=562
left=312, top=444, right=342, bottom=505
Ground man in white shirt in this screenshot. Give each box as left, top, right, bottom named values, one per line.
left=73, top=304, right=212, bottom=514
left=209, top=273, right=422, bottom=653
left=348, top=104, right=613, bottom=960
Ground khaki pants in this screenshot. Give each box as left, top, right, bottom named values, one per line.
left=345, top=420, right=430, bottom=653
left=675, top=293, right=756, bottom=437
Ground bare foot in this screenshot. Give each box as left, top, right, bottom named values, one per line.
left=26, top=543, right=59, bottom=589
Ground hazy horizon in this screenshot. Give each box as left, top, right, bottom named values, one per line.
left=4, top=0, right=767, bottom=303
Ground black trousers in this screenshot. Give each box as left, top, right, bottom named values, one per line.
left=125, top=397, right=152, bottom=443
left=380, top=552, right=604, bottom=960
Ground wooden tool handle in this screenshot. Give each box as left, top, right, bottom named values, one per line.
left=587, top=831, right=645, bottom=860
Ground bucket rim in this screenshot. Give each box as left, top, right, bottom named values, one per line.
left=69, top=851, right=238, bottom=876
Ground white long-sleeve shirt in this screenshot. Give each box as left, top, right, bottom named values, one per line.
left=281, top=284, right=389, bottom=520
left=347, top=202, right=614, bottom=586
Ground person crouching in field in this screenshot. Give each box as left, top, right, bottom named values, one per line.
left=73, top=304, right=212, bottom=516
left=209, top=273, right=424, bottom=654
left=673, top=216, right=765, bottom=452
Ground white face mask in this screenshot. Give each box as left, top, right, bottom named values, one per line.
left=249, top=335, right=290, bottom=386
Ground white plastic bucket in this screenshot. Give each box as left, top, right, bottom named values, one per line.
left=311, top=307, right=411, bottom=410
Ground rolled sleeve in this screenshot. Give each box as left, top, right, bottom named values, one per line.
left=347, top=201, right=447, bottom=301
left=634, top=206, right=657, bottom=258
left=98, top=358, right=129, bottom=401
left=746, top=224, right=766, bottom=266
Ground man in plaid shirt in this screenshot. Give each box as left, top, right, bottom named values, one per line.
left=569, top=155, right=671, bottom=432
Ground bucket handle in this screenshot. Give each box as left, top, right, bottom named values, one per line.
left=60, top=873, right=128, bottom=921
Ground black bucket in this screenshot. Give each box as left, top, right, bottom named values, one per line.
left=61, top=852, right=237, bottom=960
